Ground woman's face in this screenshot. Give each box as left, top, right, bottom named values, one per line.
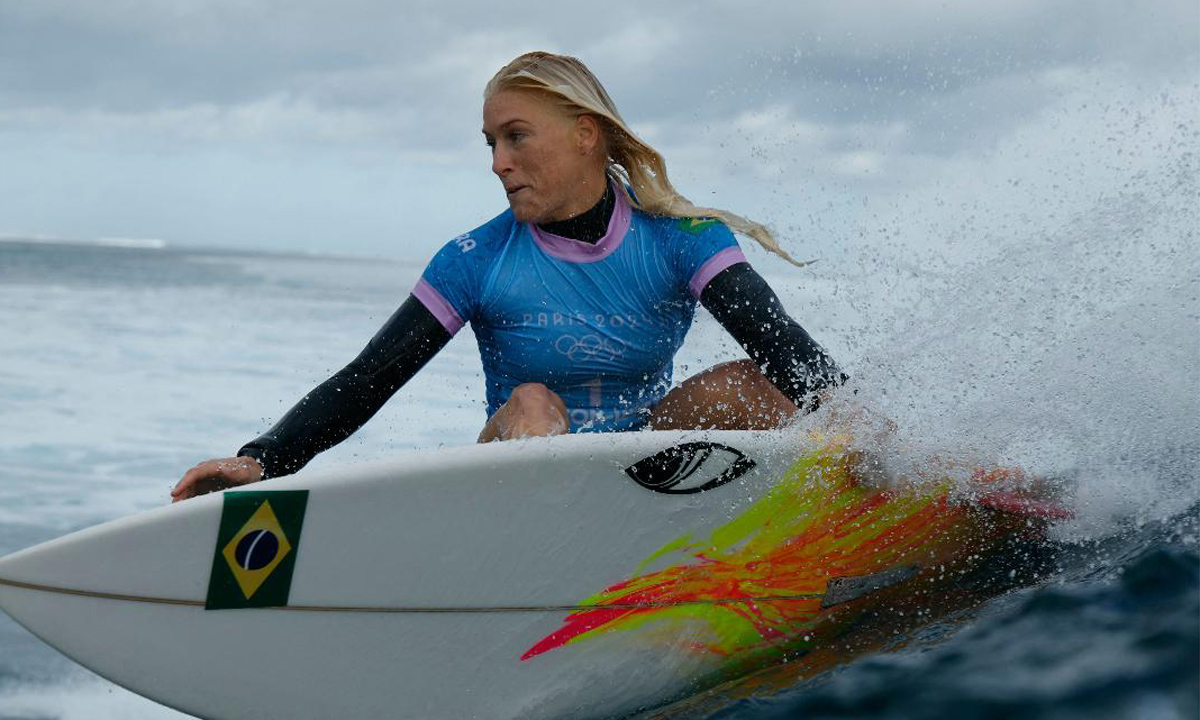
left=483, top=90, right=605, bottom=224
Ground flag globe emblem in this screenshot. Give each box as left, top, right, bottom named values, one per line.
left=221, top=500, right=293, bottom=600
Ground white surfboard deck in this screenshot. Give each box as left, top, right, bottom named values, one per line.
left=0, top=429, right=1049, bottom=720
left=0, top=430, right=827, bottom=719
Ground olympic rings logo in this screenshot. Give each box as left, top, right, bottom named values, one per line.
left=554, top=334, right=626, bottom=363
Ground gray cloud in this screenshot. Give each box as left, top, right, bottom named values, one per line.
left=0, top=0, right=1195, bottom=254
left=6, top=1, right=1194, bottom=115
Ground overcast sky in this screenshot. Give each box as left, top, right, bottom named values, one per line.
left=0, top=0, right=1196, bottom=260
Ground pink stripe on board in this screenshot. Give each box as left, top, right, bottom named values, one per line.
left=688, top=247, right=747, bottom=298
left=412, top=278, right=465, bottom=335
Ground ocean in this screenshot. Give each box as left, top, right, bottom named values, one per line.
left=0, top=144, right=1197, bottom=720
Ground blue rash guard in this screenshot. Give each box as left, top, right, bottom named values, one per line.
left=413, top=187, right=746, bottom=431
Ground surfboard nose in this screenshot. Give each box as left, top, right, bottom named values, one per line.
left=0, top=548, right=28, bottom=617
left=0, top=539, right=66, bottom=613
left=0, top=498, right=225, bottom=616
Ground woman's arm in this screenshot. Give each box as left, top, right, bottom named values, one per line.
left=699, top=263, right=846, bottom=412
left=237, top=295, right=452, bottom=478
left=172, top=295, right=451, bottom=500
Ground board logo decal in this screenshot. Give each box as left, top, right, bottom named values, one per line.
left=624, top=442, right=755, bottom=494
left=821, top=566, right=919, bottom=608
left=206, top=490, right=308, bottom=610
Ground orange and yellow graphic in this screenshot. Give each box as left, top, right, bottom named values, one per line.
left=523, top=440, right=1052, bottom=669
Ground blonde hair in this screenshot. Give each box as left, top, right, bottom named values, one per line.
left=485, top=51, right=807, bottom=267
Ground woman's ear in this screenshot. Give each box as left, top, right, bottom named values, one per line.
left=575, top=114, right=602, bottom=156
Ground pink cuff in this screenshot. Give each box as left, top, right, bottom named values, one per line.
left=688, top=247, right=747, bottom=299
left=412, top=278, right=465, bottom=335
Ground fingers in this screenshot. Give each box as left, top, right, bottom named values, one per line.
left=170, top=457, right=263, bottom=503
left=171, top=461, right=205, bottom=497
left=171, top=460, right=219, bottom=502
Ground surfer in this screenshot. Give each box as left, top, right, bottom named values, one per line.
left=172, top=51, right=845, bottom=501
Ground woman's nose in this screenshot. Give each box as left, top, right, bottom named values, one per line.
left=491, top=146, right=512, bottom=177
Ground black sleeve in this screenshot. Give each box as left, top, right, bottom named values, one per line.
left=236, top=295, right=452, bottom=479
left=700, top=262, right=846, bottom=412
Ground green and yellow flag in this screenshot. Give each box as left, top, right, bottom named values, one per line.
left=205, top=490, right=308, bottom=610
left=677, top=217, right=718, bottom=235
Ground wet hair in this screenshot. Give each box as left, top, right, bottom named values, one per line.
left=485, top=51, right=808, bottom=267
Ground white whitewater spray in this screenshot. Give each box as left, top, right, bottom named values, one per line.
left=806, top=74, right=1199, bottom=541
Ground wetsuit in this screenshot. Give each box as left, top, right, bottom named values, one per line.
left=238, top=184, right=844, bottom=479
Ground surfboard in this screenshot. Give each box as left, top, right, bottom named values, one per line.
left=0, top=429, right=1064, bottom=720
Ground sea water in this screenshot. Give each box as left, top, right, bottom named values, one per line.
left=1, top=105, right=1198, bottom=720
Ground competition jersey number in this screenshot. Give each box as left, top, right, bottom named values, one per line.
left=583, top=378, right=602, bottom=407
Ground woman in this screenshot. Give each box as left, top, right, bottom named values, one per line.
left=171, top=52, right=844, bottom=501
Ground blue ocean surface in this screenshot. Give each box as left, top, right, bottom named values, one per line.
left=0, top=211, right=1196, bottom=720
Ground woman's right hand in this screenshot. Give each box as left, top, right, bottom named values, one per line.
left=171, top=456, right=264, bottom=502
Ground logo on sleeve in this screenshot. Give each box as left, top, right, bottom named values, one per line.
left=453, top=233, right=476, bottom=253
left=677, top=217, right=718, bottom=235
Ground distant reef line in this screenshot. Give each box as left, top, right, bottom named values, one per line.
left=0, top=234, right=168, bottom=249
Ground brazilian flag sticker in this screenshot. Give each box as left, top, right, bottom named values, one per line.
left=677, top=217, right=718, bottom=235
left=205, top=490, right=308, bottom=610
